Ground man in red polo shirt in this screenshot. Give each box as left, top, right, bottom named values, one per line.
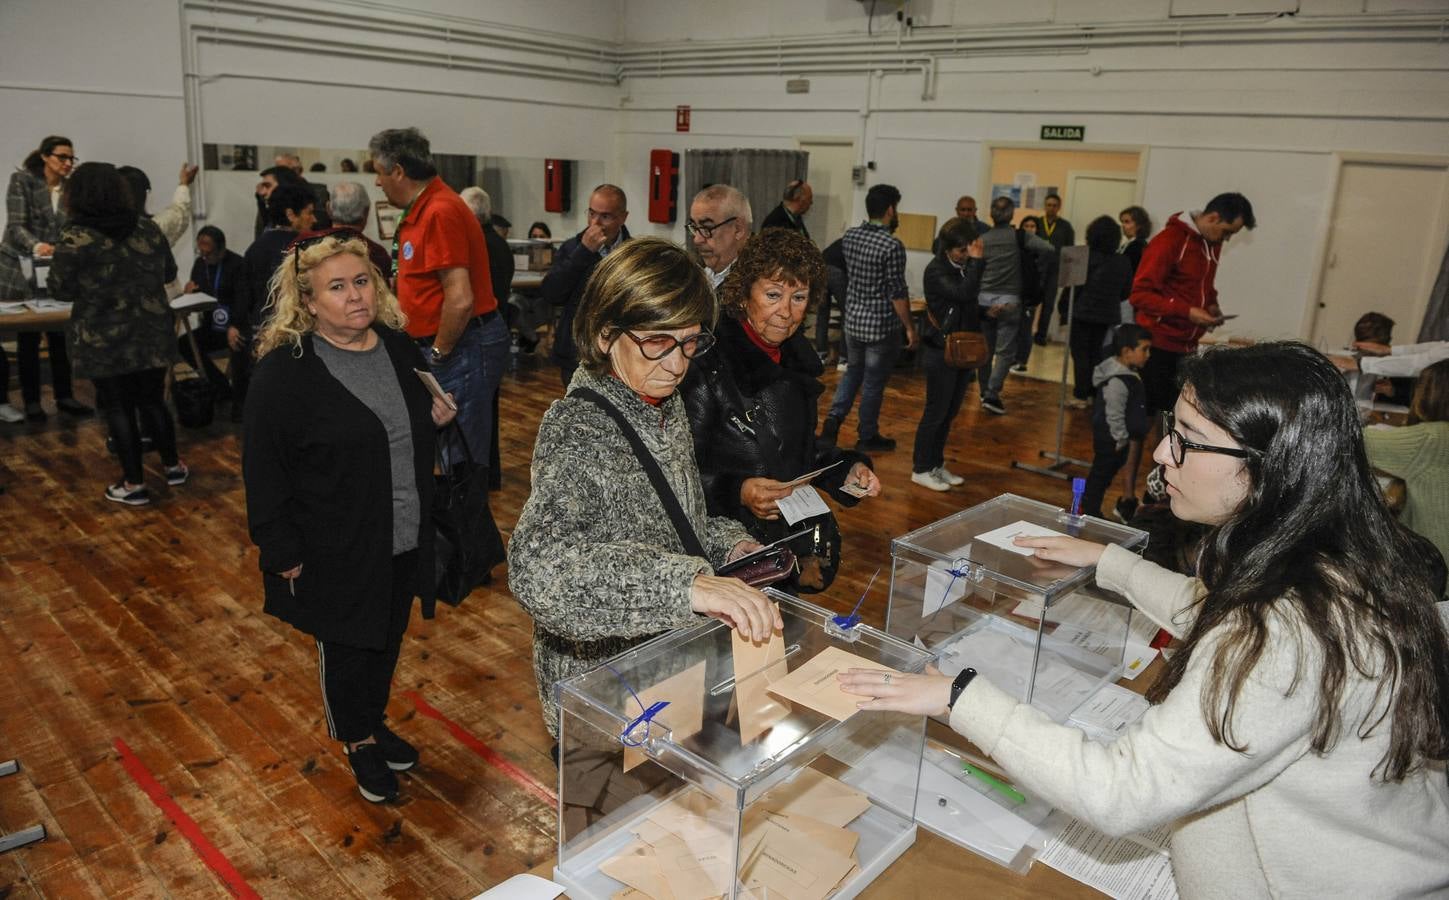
left=368, top=127, right=510, bottom=471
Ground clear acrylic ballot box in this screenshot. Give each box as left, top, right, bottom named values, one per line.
left=883, top=494, right=1149, bottom=869
left=554, top=590, right=933, bottom=900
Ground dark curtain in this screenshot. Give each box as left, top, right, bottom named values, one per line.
left=684, top=149, right=809, bottom=232
left=434, top=153, right=477, bottom=194
left=1418, top=240, right=1449, bottom=342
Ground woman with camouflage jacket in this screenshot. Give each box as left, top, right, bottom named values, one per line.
left=509, top=237, right=782, bottom=749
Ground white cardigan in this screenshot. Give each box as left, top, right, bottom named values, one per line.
left=950, top=544, right=1449, bottom=899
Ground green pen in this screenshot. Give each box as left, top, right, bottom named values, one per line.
left=962, top=763, right=1026, bottom=805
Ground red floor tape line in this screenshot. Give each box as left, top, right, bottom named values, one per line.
left=402, top=691, right=557, bottom=806
left=112, top=737, right=260, bottom=900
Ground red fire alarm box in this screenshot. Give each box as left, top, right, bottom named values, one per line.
left=648, top=149, right=680, bottom=224
left=544, top=159, right=572, bottom=213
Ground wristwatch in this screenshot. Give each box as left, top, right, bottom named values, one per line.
left=427, top=344, right=449, bottom=365
left=947, top=667, right=978, bottom=712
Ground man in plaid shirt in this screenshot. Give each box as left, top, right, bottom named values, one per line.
left=820, top=184, right=917, bottom=452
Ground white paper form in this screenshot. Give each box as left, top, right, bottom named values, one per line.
left=1037, top=814, right=1179, bottom=900
left=774, top=484, right=830, bottom=525
left=975, top=519, right=1070, bottom=556
left=1066, top=682, right=1150, bottom=743
left=468, top=873, right=566, bottom=900
left=937, top=625, right=1100, bottom=719
left=923, top=545, right=974, bottom=616
left=1121, top=611, right=1165, bottom=681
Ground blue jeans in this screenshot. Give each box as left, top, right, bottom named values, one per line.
left=429, top=313, right=510, bottom=467
left=828, top=333, right=899, bottom=440
left=977, top=294, right=1021, bottom=401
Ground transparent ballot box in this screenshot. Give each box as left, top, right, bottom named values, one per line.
left=884, top=493, right=1149, bottom=869
left=554, top=590, right=932, bottom=900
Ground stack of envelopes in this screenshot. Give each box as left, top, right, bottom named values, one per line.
left=599, top=768, right=871, bottom=900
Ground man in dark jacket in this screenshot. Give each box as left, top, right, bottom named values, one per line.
left=541, top=184, right=629, bottom=385
left=1024, top=192, right=1076, bottom=361
left=759, top=180, right=812, bottom=239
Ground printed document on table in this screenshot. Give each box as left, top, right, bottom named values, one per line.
left=1037, top=813, right=1179, bottom=900
left=975, top=520, right=1069, bottom=556
left=774, top=484, right=830, bottom=525
left=1066, top=682, right=1150, bottom=743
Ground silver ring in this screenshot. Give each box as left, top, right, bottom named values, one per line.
left=883, top=673, right=892, bottom=685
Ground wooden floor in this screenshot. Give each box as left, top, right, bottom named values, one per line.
left=0, top=345, right=1106, bottom=899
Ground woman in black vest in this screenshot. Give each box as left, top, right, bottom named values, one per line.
left=682, top=228, right=881, bottom=592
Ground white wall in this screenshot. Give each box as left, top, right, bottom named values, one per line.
left=5, top=0, right=1449, bottom=343
left=0, top=0, right=189, bottom=238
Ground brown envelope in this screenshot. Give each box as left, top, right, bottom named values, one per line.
left=742, top=807, right=860, bottom=861
left=764, top=645, right=897, bottom=723
left=649, top=831, right=728, bottom=900
left=600, top=841, right=677, bottom=899
left=758, top=767, right=873, bottom=828
left=623, top=660, right=708, bottom=772
left=731, top=627, right=793, bottom=744
left=740, top=820, right=857, bottom=900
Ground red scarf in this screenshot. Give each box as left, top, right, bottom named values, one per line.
left=741, top=319, right=782, bottom=364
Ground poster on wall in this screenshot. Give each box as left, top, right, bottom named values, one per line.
left=991, top=183, right=1021, bottom=205
left=1023, top=185, right=1060, bottom=209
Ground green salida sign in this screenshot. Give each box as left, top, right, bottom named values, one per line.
left=1041, top=125, right=1085, bottom=141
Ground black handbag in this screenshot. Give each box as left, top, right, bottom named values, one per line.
left=573, top=388, right=795, bottom=589
left=432, top=425, right=505, bottom=606
left=171, top=371, right=214, bottom=428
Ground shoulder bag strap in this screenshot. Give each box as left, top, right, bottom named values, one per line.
left=572, top=387, right=708, bottom=559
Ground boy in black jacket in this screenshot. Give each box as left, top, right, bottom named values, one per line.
left=1085, top=324, right=1151, bottom=520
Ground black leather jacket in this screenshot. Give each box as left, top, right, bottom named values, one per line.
left=681, top=317, right=870, bottom=578
left=920, top=253, right=984, bottom=348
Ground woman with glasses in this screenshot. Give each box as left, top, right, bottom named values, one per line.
left=840, top=342, right=1449, bottom=898
left=682, top=228, right=881, bottom=592
left=242, top=231, right=457, bottom=804
left=1, top=135, right=94, bottom=422
left=510, top=237, right=783, bottom=752
left=47, top=163, right=183, bottom=505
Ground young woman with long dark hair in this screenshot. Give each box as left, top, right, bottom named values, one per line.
left=841, top=342, right=1449, bottom=898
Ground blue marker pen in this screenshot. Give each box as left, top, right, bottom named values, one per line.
left=1068, top=477, right=1086, bottom=535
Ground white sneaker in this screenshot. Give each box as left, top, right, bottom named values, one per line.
left=911, top=469, right=951, bottom=492
left=934, top=466, right=964, bottom=486
left=0, top=403, right=23, bottom=424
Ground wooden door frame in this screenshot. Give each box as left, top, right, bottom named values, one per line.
left=1302, top=151, right=1449, bottom=341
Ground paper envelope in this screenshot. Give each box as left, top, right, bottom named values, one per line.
left=623, top=660, right=707, bottom=772
left=731, top=627, right=792, bottom=744
left=765, top=645, right=896, bottom=723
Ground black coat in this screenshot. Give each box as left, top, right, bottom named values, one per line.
left=681, top=317, right=869, bottom=530
left=1121, top=236, right=1147, bottom=276
left=243, top=326, right=438, bottom=649
left=541, top=225, right=631, bottom=365
left=760, top=203, right=810, bottom=240
left=1073, top=249, right=1133, bottom=325
left=920, top=253, right=983, bottom=348
left=239, top=228, right=296, bottom=333
left=484, top=226, right=514, bottom=307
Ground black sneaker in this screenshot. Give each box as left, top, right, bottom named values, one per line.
left=24, top=403, right=45, bottom=422
left=1113, top=496, right=1139, bottom=524
left=346, top=742, right=399, bottom=803
left=57, top=398, right=94, bottom=417
left=818, top=415, right=841, bottom=449
left=373, top=724, right=419, bottom=772
left=981, top=397, right=1007, bottom=415
left=164, top=462, right=189, bottom=486
left=855, top=434, right=896, bottom=452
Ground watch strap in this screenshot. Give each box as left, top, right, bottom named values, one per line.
left=948, top=666, right=977, bottom=711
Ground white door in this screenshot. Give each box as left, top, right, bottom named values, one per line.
left=1311, top=160, right=1449, bottom=347
left=1065, top=172, right=1139, bottom=243
left=797, top=139, right=857, bottom=246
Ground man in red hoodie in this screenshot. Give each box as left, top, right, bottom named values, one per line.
left=1130, top=192, right=1256, bottom=416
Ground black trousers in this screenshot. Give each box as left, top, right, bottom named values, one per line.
left=1069, top=322, right=1111, bottom=400
left=1084, top=436, right=1129, bottom=519
left=93, top=368, right=178, bottom=484
left=913, top=348, right=972, bottom=474
left=18, top=331, right=74, bottom=405
left=316, top=550, right=417, bottom=743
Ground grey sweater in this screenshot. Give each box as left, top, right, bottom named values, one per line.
left=314, top=338, right=420, bottom=554
left=508, top=367, right=751, bottom=739
left=980, top=224, right=1056, bottom=297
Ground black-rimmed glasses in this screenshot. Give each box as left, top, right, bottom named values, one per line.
left=1161, top=413, right=1255, bottom=466
left=48, top=153, right=77, bottom=164
left=685, top=217, right=737, bottom=239
left=290, top=227, right=364, bottom=284
left=613, top=329, right=716, bottom=360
